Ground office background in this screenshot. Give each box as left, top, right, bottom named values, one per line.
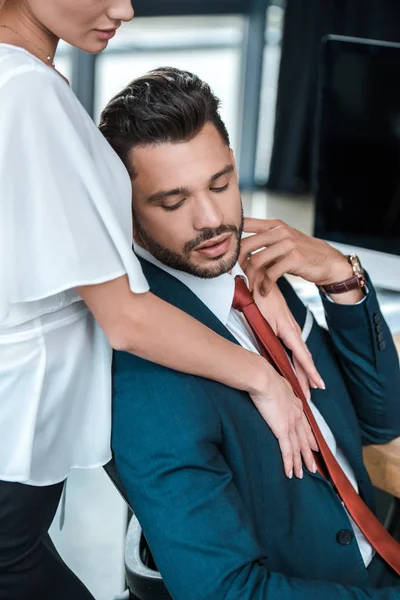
left=50, top=2, right=400, bottom=599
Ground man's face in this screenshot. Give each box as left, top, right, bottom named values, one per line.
left=130, top=123, right=243, bottom=278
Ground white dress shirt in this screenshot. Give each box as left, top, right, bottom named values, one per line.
left=0, top=45, right=149, bottom=485
left=135, top=243, right=374, bottom=567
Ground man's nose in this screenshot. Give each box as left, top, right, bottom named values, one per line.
left=108, top=0, right=135, bottom=23
left=192, top=195, right=224, bottom=231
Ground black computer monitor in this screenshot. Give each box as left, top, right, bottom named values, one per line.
left=313, top=34, right=400, bottom=290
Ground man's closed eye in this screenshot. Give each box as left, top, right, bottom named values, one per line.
left=210, top=183, right=229, bottom=193
left=162, top=199, right=186, bottom=211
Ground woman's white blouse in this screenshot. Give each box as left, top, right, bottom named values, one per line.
left=0, top=45, right=149, bottom=485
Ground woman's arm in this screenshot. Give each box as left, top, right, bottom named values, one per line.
left=77, top=275, right=318, bottom=479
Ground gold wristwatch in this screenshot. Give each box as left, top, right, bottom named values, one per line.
left=318, top=254, right=366, bottom=295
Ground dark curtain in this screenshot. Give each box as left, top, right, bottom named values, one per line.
left=267, top=0, right=400, bottom=194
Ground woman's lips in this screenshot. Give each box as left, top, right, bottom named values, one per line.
left=94, top=29, right=117, bottom=41
left=195, top=234, right=232, bottom=258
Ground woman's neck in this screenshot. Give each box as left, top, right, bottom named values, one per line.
left=0, top=2, right=59, bottom=67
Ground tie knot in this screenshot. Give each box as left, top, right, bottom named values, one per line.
left=232, top=276, right=255, bottom=312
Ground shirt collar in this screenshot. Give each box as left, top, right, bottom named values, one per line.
left=134, top=242, right=249, bottom=326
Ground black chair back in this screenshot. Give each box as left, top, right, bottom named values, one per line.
left=104, top=459, right=131, bottom=508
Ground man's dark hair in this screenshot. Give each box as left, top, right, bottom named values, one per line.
left=99, top=67, right=230, bottom=179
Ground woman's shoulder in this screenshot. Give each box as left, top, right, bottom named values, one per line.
left=0, top=44, right=71, bottom=101
left=0, top=43, right=49, bottom=78
left=0, top=45, right=86, bottom=135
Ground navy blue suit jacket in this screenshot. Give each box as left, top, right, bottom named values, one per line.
left=112, top=259, right=400, bottom=599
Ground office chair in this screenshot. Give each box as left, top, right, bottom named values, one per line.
left=104, top=460, right=169, bottom=599
left=123, top=514, right=170, bottom=600
left=107, top=463, right=400, bottom=600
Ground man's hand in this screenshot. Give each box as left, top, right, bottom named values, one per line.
left=241, top=217, right=354, bottom=296
left=250, top=361, right=318, bottom=479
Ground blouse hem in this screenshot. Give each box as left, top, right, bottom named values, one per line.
left=0, top=456, right=112, bottom=487
left=14, top=269, right=150, bottom=305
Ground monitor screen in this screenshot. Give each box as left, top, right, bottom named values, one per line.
left=313, top=35, right=400, bottom=258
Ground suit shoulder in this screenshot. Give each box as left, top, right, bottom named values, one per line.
left=111, top=349, right=223, bottom=471
left=112, top=349, right=220, bottom=422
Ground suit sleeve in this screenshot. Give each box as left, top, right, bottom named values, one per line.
left=321, top=275, right=400, bottom=444
left=111, top=352, right=400, bottom=600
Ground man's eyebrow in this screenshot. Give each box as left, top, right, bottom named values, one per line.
left=146, top=186, right=189, bottom=204
left=210, top=165, right=235, bottom=183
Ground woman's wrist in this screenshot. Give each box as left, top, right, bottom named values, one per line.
left=240, top=352, right=273, bottom=397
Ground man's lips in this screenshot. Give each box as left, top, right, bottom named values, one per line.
left=194, top=233, right=233, bottom=258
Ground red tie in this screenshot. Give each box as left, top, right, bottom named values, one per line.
left=233, top=276, right=400, bottom=575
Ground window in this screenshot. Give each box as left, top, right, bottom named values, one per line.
left=95, top=15, right=245, bottom=155
left=255, top=3, right=285, bottom=184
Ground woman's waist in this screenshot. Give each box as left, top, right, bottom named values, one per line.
left=0, top=298, right=89, bottom=342
left=0, top=288, right=82, bottom=328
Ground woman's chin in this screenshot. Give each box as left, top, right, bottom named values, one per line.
left=70, top=37, right=110, bottom=55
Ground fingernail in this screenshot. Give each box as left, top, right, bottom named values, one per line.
left=306, top=389, right=311, bottom=402
left=298, top=469, right=303, bottom=479
left=288, top=469, right=293, bottom=479
left=311, top=383, right=318, bottom=389
left=312, top=462, right=317, bottom=473
left=319, top=378, right=326, bottom=390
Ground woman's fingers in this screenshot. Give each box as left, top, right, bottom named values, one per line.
left=277, top=412, right=317, bottom=479
left=251, top=282, right=325, bottom=391
left=297, top=416, right=318, bottom=473
left=289, top=419, right=303, bottom=479
left=302, top=413, right=319, bottom=453
left=250, top=369, right=318, bottom=479
left=281, top=328, right=325, bottom=391
left=293, top=357, right=311, bottom=399
left=278, top=435, right=294, bottom=479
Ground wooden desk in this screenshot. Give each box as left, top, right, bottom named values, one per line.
left=362, top=333, right=400, bottom=498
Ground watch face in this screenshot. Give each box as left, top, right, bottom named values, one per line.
left=348, top=254, right=363, bottom=276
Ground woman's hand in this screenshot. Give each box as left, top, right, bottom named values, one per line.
left=249, top=361, right=318, bottom=479
left=240, top=236, right=325, bottom=392
left=249, top=283, right=321, bottom=478
left=252, top=283, right=324, bottom=392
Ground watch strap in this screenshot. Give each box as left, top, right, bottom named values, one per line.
left=318, top=275, right=365, bottom=295
left=317, top=254, right=366, bottom=295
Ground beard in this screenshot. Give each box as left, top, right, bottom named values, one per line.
left=134, top=206, right=244, bottom=279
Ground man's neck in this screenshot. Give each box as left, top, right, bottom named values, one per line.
left=134, top=242, right=249, bottom=328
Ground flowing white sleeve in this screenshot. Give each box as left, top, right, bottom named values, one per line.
left=0, top=68, right=149, bottom=321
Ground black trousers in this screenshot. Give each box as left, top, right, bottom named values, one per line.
left=0, top=479, right=95, bottom=600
